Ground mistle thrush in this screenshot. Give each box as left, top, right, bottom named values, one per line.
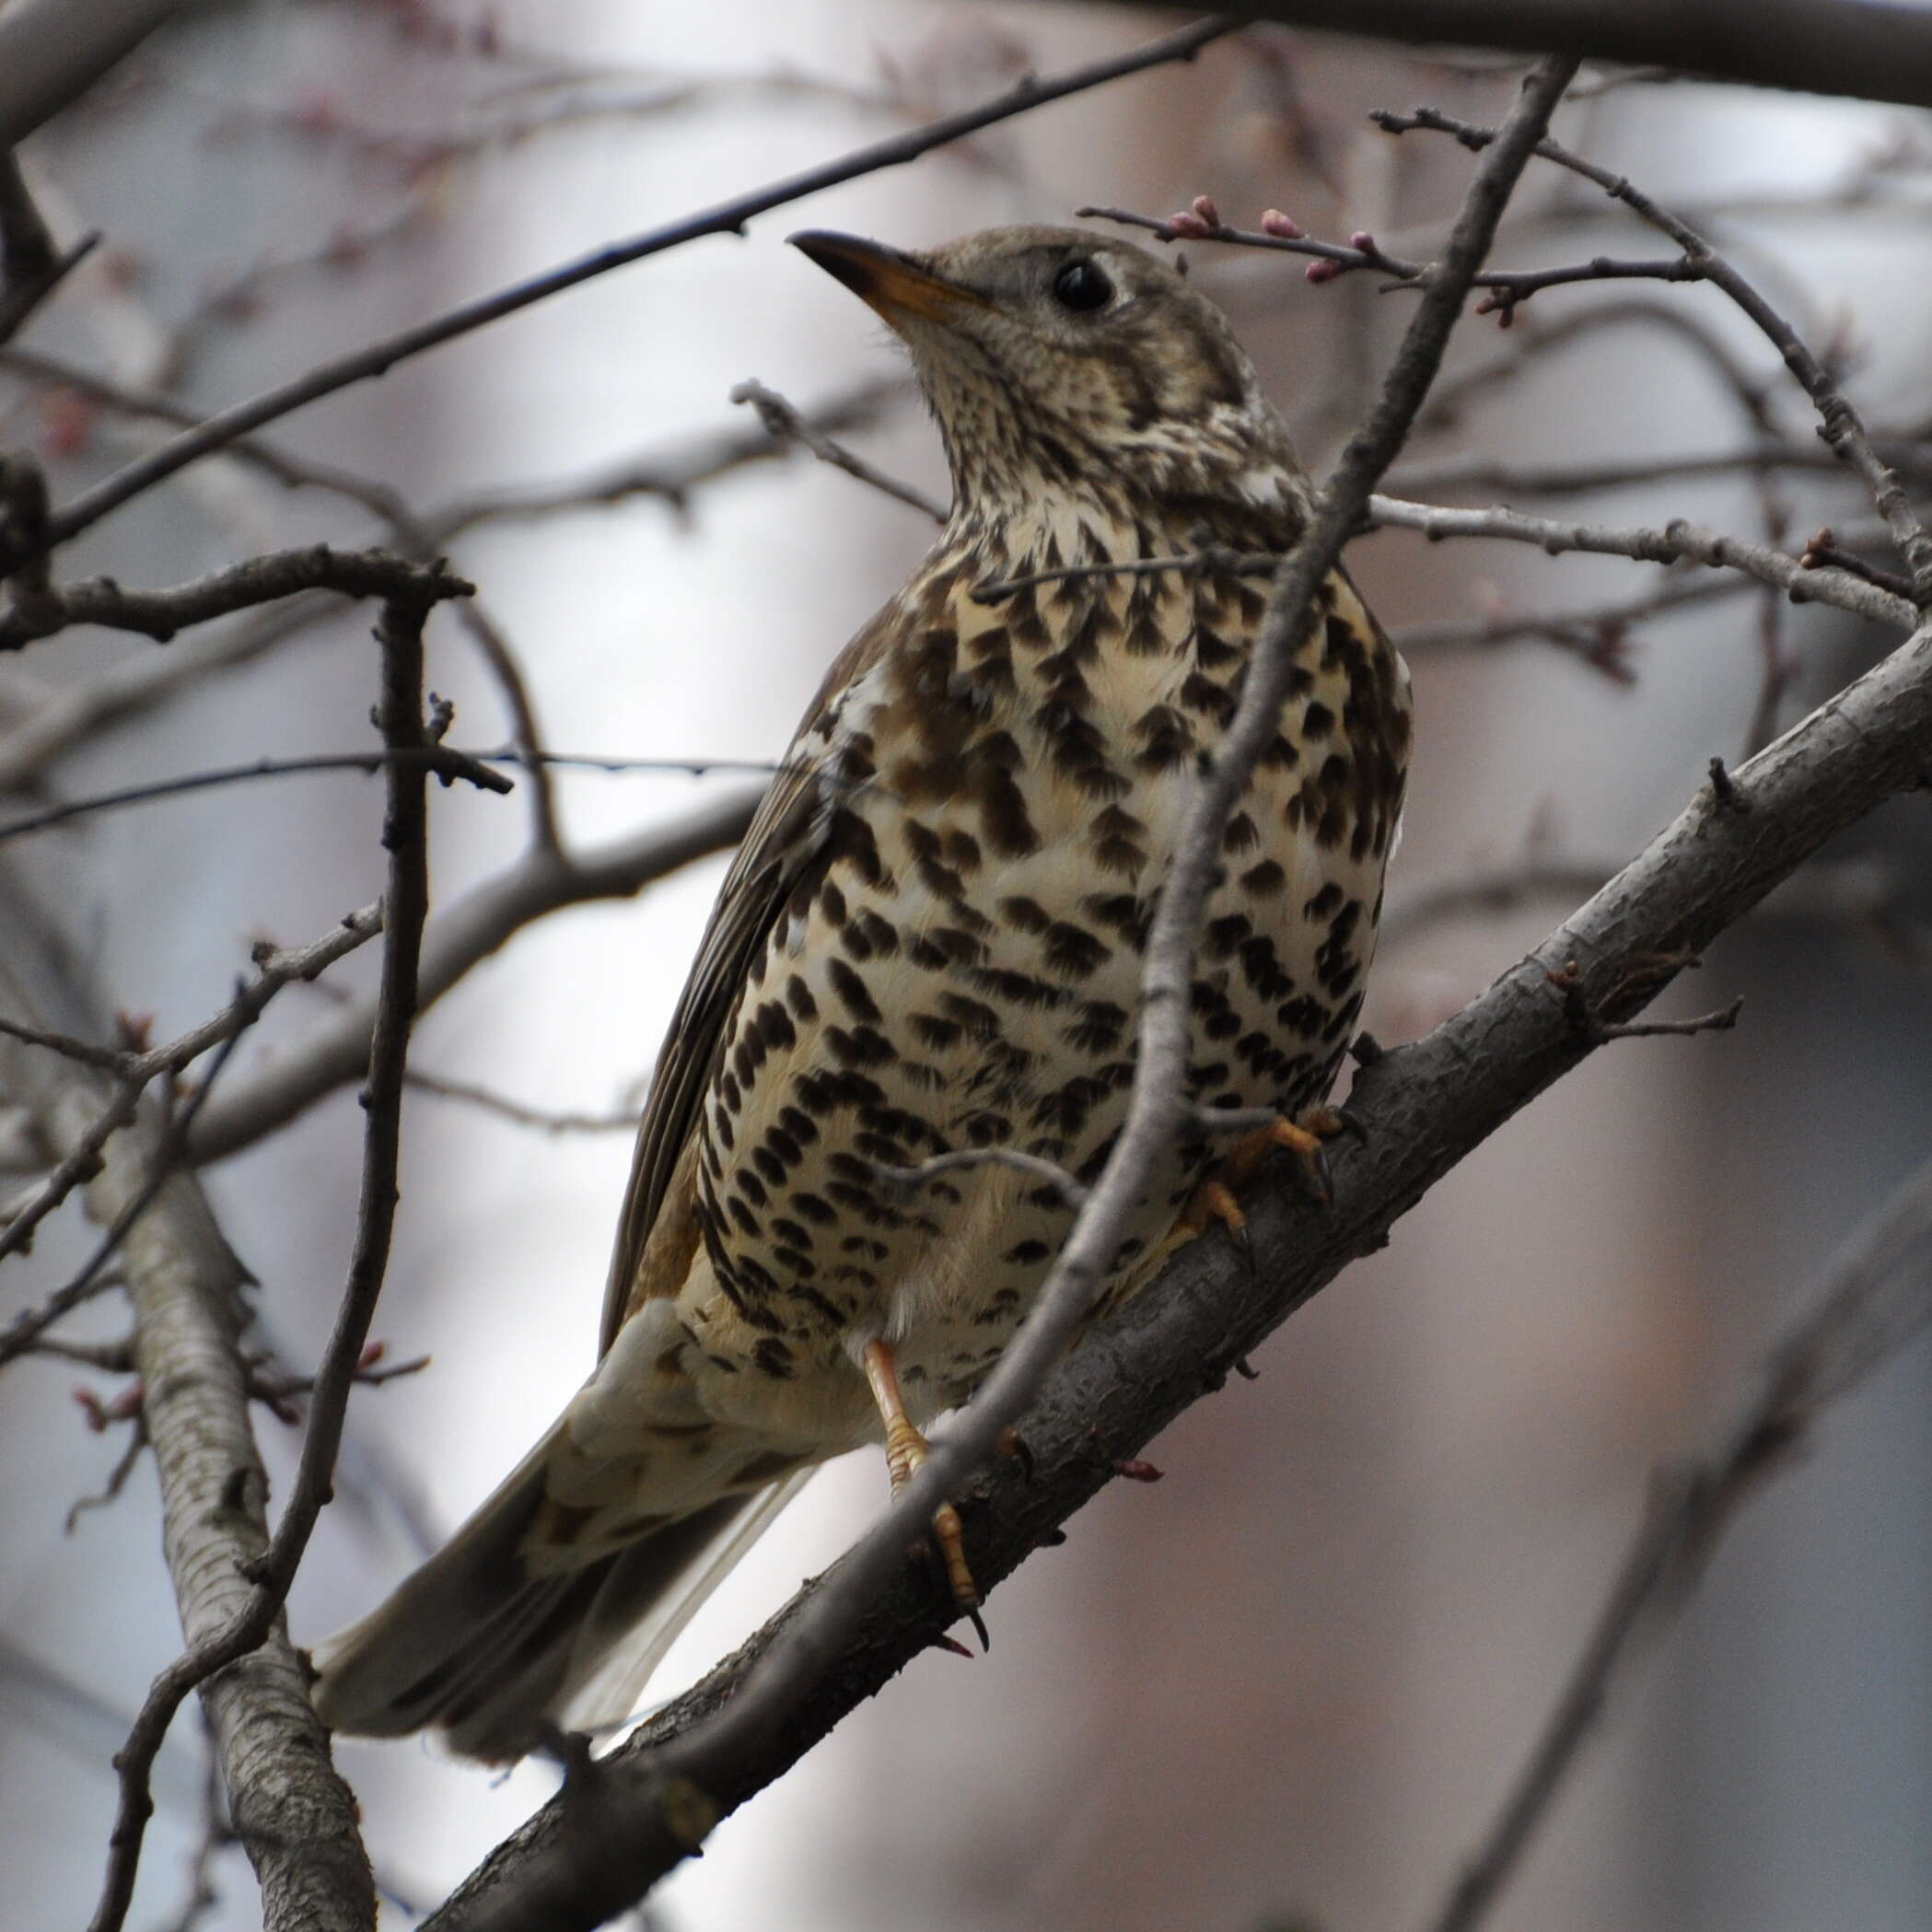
left=313, top=225, right=1413, bottom=1761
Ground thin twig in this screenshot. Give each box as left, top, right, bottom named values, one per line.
left=0, top=746, right=509, bottom=843
left=403, top=1069, right=641, bottom=1135
left=1368, top=496, right=1919, bottom=631
left=1376, top=105, right=1932, bottom=599
left=872, top=1146, right=1089, bottom=1208
left=0, top=905, right=382, bottom=1290
left=730, top=378, right=947, bottom=522
left=188, top=788, right=759, bottom=1164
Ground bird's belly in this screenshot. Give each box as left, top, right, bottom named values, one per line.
left=681, top=727, right=1384, bottom=1425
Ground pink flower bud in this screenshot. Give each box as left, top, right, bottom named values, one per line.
left=1191, top=192, right=1221, bottom=227
left=1165, top=211, right=1211, bottom=239
left=1260, top=208, right=1304, bottom=239
left=1348, top=230, right=1376, bottom=253
left=1305, top=259, right=1341, bottom=284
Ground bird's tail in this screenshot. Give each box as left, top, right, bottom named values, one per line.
left=310, top=1423, right=809, bottom=1762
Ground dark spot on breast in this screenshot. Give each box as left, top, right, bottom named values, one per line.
left=1043, top=921, right=1108, bottom=978
left=1221, top=811, right=1260, bottom=854
left=1180, top=672, right=1237, bottom=723
left=826, top=957, right=881, bottom=1023
left=824, top=1024, right=897, bottom=1068
left=1205, top=912, right=1250, bottom=957
left=751, top=1338, right=795, bottom=1379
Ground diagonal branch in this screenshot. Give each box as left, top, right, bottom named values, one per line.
left=1421, top=1148, right=1932, bottom=1932
left=427, top=599, right=1932, bottom=1932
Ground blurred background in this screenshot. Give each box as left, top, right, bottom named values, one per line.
left=3, top=4, right=1930, bottom=1929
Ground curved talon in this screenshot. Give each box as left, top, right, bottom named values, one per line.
left=1178, top=1102, right=1356, bottom=1236
left=863, top=1339, right=981, bottom=1613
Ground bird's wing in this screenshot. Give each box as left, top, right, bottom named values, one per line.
left=597, top=602, right=900, bottom=1355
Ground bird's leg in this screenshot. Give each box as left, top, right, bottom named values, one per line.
left=1181, top=1103, right=1358, bottom=1236
left=860, top=1338, right=980, bottom=1613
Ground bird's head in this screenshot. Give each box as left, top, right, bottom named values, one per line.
left=790, top=224, right=1304, bottom=532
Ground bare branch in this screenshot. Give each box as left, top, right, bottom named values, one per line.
left=729, top=378, right=946, bottom=522
left=873, top=1146, right=1089, bottom=1209
left=84, top=580, right=443, bottom=1932
left=1368, top=495, right=1920, bottom=630
left=0, top=0, right=186, bottom=147
left=27, top=17, right=1240, bottom=558
left=0, top=543, right=472, bottom=651
left=0, top=748, right=510, bottom=844
left=1101, top=0, right=1932, bottom=115
left=0, top=885, right=377, bottom=1932
left=1082, top=199, right=1700, bottom=307
left=0, top=153, right=96, bottom=344
left=0, top=902, right=381, bottom=1286
left=402, top=1070, right=642, bottom=1135
left=978, top=509, right=1913, bottom=630
left=188, top=787, right=760, bottom=1163
left=1375, top=105, right=1932, bottom=597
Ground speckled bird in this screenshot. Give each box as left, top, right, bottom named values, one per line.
left=313, top=224, right=1413, bottom=1760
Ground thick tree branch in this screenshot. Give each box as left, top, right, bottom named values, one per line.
left=427, top=597, right=1932, bottom=1932
left=0, top=0, right=186, bottom=148
left=1101, top=0, right=1932, bottom=114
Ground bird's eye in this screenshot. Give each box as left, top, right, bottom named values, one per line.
left=1051, top=260, right=1114, bottom=313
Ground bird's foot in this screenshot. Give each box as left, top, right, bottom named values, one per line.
left=1181, top=1104, right=1359, bottom=1237
left=861, top=1339, right=981, bottom=1616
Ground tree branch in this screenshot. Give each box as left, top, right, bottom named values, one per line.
left=0, top=542, right=473, bottom=651
left=80, top=579, right=446, bottom=1932
left=1100, top=0, right=1932, bottom=114
left=426, top=594, right=1932, bottom=1932
left=0, top=888, right=376, bottom=1932
left=0, top=905, right=382, bottom=1287
left=0, top=0, right=186, bottom=148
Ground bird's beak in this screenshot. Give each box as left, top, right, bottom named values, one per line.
left=789, top=229, right=988, bottom=324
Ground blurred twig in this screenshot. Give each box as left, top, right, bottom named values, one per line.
left=1421, top=1151, right=1932, bottom=1932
